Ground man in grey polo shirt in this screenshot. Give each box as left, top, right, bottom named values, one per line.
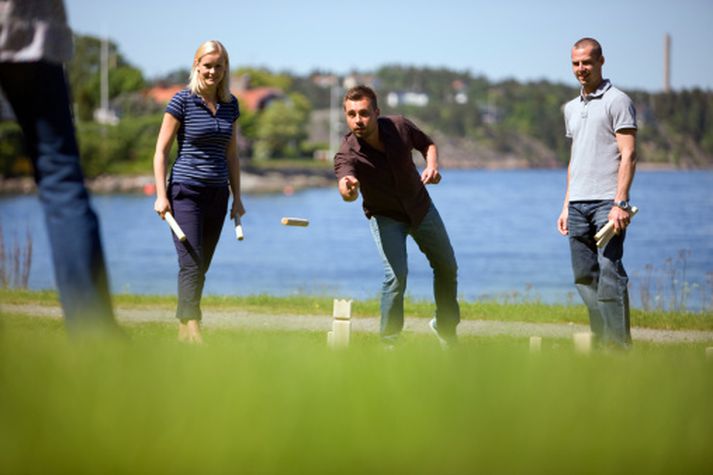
left=557, top=37, right=637, bottom=348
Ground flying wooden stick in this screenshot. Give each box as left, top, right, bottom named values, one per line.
left=164, top=211, right=186, bottom=242
left=281, top=217, right=309, bottom=227
left=594, top=206, right=638, bottom=248
left=234, top=214, right=244, bottom=241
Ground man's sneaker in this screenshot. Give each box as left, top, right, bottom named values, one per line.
left=381, top=334, right=399, bottom=352
left=429, top=318, right=454, bottom=350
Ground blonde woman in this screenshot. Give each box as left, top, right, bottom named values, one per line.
left=153, top=40, right=244, bottom=343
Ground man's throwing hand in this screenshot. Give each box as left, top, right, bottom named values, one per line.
left=339, top=176, right=360, bottom=201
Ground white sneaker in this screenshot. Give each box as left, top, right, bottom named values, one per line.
left=429, top=318, right=452, bottom=350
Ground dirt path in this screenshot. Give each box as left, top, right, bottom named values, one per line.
left=3, top=303, right=713, bottom=344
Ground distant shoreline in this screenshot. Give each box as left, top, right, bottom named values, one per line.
left=0, top=167, right=336, bottom=195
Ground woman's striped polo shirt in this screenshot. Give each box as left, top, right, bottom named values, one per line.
left=166, top=88, right=240, bottom=187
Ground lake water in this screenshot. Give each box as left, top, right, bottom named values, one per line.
left=1, top=170, right=712, bottom=311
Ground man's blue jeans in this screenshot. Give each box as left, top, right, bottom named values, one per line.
left=369, top=204, right=460, bottom=339
left=568, top=201, right=631, bottom=347
left=0, top=61, right=116, bottom=334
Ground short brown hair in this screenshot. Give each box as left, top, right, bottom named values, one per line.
left=573, top=37, right=603, bottom=59
left=343, top=85, right=378, bottom=110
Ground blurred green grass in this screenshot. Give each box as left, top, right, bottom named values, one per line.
left=2, top=289, right=712, bottom=330
left=1, top=313, right=712, bottom=474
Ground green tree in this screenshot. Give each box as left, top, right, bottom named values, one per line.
left=253, top=93, right=311, bottom=160
left=152, top=68, right=191, bottom=87
left=234, top=67, right=293, bottom=90
left=76, top=114, right=162, bottom=176
left=67, top=35, right=145, bottom=121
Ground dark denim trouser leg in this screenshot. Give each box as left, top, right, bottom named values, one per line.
left=0, top=62, right=116, bottom=333
left=411, top=205, right=460, bottom=337
left=597, top=231, right=631, bottom=347
left=169, top=183, right=228, bottom=321
left=568, top=201, right=631, bottom=347
left=369, top=215, right=409, bottom=339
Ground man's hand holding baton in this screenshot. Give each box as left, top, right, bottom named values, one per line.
left=595, top=205, right=639, bottom=248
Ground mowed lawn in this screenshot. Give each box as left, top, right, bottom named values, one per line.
left=0, top=312, right=712, bottom=474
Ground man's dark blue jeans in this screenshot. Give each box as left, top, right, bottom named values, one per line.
left=369, top=203, right=460, bottom=340
left=0, top=61, right=116, bottom=334
left=568, top=200, right=631, bottom=348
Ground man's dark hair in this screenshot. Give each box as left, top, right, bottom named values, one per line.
left=343, top=85, right=378, bottom=109
left=574, top=37, right=603, bottom=59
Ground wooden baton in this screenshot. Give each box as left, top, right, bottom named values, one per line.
left=595, top=206, right=638, bottom=248
left=234, top=214, right=244, bottom=241
left=281, top=217, right=309, bottom=227
left=164, top=211, right=187, bottom=242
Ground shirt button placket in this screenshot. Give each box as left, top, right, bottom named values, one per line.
left=214, top=104, right=220, bottom=132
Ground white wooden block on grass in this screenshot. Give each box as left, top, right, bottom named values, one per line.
left=573, top=332, right=592, bottom=354
left=529, top=336, right=542, bottom=353
left=332, top=320, right=350, bottom=348
left=333, top=299, right=352, bottom=320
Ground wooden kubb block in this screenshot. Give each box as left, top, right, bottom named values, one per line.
left=332, top=320, right=351, bottom=348
left=529, top=336, right=542, bottom=353
left=573, top=332, right=592, bottom=354
left=328, top=299, right=352, bottom=349
left=333, top=299, right=352, bottom=320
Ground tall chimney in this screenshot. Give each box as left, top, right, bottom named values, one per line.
left=664, top=33, right=671, bottom=93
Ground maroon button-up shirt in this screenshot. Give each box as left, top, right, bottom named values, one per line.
left=334, top=115, right=434, bottom=226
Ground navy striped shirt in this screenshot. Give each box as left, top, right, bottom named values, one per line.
left=166, top=89, right=240, bottom=187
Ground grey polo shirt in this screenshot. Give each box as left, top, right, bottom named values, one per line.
left=564, top=79, right=637, bottom=201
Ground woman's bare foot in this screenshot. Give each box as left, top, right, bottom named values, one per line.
left=186, top=319, right=203, bottom=344
left=178, top=320, right=202, bottom=343
left=178, top=321, right=189, bottom=342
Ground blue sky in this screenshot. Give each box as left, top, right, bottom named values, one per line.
left=65, top=0, right=713, bottom=92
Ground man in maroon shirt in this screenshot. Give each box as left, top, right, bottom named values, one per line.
left=334, top=85, right=460, bottom=347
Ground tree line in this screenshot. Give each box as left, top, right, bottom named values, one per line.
left=1, top=35, right=711, bottom=179
left=369, top=65, right=713, bottom=168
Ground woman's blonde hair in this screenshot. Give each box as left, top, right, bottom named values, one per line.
left=188, top=40, right=231, bottom=103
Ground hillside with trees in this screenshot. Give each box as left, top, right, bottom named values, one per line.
left=1, top=35, right=712, bottom=182
left=368, top=65, right=713, bottom=169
